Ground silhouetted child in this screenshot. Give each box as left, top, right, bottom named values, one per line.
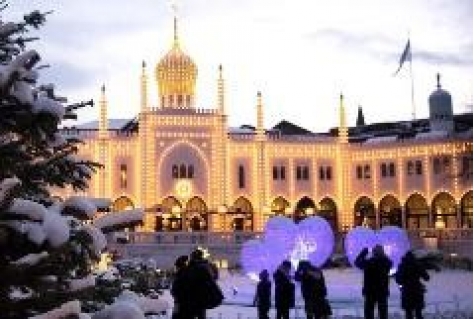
left=254, top=269, right=272, bottom=319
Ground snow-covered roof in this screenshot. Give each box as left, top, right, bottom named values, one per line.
left=416, top=130, right=449, bottom=140
left=76, top=119, right=131, bottom=130
left=364, top=135, right=398, bottom=144
left=228, top=127, right=255, bottom=134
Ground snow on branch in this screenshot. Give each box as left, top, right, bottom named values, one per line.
left=79, top=224, right=107, bottom=258
left=93, top=209, right=144, bottom=234
left=29, top=300, right=82, bottom=319
left=12, top=251, right=48, bottom=266
left=61, top=196, right=97, bottom=220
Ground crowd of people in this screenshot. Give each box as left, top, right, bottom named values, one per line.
left=170, top=246, right=430, bottom=319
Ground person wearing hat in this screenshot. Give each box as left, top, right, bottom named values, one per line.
left=273, top=260, right=295, bottom=319
left=171, top=255, right=190, bottom=319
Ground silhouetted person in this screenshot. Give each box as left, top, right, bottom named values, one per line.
left=295, top=260, right=331, bottom=319
left=186, top=249, right=223, bottom=319
left=273, top=260, right=295, bottom=319
left=253, top=269, right=271, bottom=319
left=355, top=245, right=393, bottom=319
left=395, top=251, right=430, bottom=319
left=171, top=255, right=191, bottom=319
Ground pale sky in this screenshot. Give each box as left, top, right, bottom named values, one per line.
left=5, top=0, right=473, bottom=132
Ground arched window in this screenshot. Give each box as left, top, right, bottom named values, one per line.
left=238, top=165, right=245, bottom=189
left=356, top=165, right=363, bottom=179
left=272, top=166, right=279, bottom=180
left=433, top=158, right=441, bottom=175
left=381, top=163, right=387, bottom=178
left=407, top=161, right=414, bottom=175
left=187, top=165, right=194, bottom=178
left=326, top=166, right=332, bottom=180
left=296, top=166, right=302, bottom=180
left=179, top=164, right=187, bottom=178
left=302, top=166, right=309, bottom=180
left=363, top=165, right=370, bottom=179
left=177, top=94, right=183, bottom=107
left=280, top=166, right=286, bottom=180
left=415, top=160, right=423, bottom=175
left=120, top=164, right=127, bottom=188
left=389, top=163, right=396, bottom=177
left=319, top=167, right=325, bottom=180
left=172, top=165, right=179, bottom=178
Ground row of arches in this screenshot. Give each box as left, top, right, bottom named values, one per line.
left=109, top=190, right=472, bottom=232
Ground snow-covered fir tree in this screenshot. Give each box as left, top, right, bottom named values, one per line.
left=0, top=4, right=126, bottom=318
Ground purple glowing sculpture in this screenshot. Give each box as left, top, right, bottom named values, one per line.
left=241, top=216, right=335, bottom=277
left=377, top=226, right=410, bottom=270
left=344, top=226, right=377, bottom=267
left=344, top=226, right=411, bottom=271
left=291, top=217, right=334, bottom=267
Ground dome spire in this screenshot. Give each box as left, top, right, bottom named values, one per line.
left=171, top=0, right=180, bottom=49
left=436, top=72, right=441, bottom=89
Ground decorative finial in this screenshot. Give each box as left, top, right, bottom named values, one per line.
left=257, top=91, right=262, bottom=97
left=142, top=60, right=146, bottom=69
left=436, top=73, right=441, bottom=89
left=340, top=93, right=344, bottom=102
left=101, top=84, right=105, bottom=93
left=170, top=0, right=179, bottom=48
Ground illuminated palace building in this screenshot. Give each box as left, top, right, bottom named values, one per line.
left=61, top=17, right=472, bottom=236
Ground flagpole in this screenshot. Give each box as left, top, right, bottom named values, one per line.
left=409, top=38, right=416, bottom=120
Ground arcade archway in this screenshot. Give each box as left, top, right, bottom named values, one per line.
left=294, top=196, right=317, bottom=223
left=379, top=195, right=402, bottom=227
left=405, top=193, right=429, bottom=229
left=354, top=196, right=376, bottom=228
left=231, top=197, right=253, bottom=231
left=432, top=192, right=457, bottom=228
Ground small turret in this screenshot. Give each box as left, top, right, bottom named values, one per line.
left=356, top=106, right=365, bottom=127
left=99, top=84, right=108, bottom=139
left=256, top=91, right=265, bottom=140
left=338, top=93, right=348, bottom=143
left=140, top=61, right=148, bottom=111
left=217, top=64, right=225, bottom=114
left=429, top=73, right=453, bottom=133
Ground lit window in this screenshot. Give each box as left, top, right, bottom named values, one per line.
left=120, top=164, right=127, bottom=189
left=363, top=165, right=370, bottom=179
left=407, top=161, right=414, bottom=175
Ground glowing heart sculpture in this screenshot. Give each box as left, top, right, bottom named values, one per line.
left=344, top=226, right=410, bottom=271
left=241, top=216, right=335, bottom=277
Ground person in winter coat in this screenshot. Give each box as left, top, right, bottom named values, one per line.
left=273, top=260, right=295, bottom=319
left=186, top=249, right=223, bottom=319
left=253, top=269, right=272, bottom=319
left=171, top=255, right=191, bottom=319
left=355, top=245, right=393, bottom=319
left=395, top=251, right=430, bottom=319
left=295, top=260, right=331, bottom=319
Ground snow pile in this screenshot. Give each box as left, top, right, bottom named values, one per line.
left=93, top=209, right=144, bottom=233
left=92, top=302, right=145, bottom=319
left=62, top=196, right=97, bottom=220
left=8, top=198, right=48, bottom=221
left=29, top=300, right=82, bottom=319
left=0, top=177, right=21, bottom=204
left=68, top=275, right=96, bottom=292
left=10, top=287, right=33, bottom=300
left=12, top=252, right=49, bottom=266
left=81, top=224, right=107, bottom=257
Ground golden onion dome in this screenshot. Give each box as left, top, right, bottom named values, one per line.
left=156, top=17, right=197, bottom=108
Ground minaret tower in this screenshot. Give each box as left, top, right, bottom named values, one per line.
left=140, top=61, right=148, bottom=111
left=338, top=93, right=348, bottom=144
left=217, top=64, right=225, bottom=114
left=99, top=84, right=108, bottom=139
left=256, top=91, right=264, bottom=140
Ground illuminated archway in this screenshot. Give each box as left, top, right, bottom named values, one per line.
left=354, top=196, right=376, bottom=228
left=185, top=196, right=208, bottom=231
left=159, top=196, right=182, bottom=231
left=231, top=197, right=253, bottom=231
left=271, top=196, right=290, bottom=215
left=405, top=193, right=429, bottom=229
left=432, top=192, right=457, bottom=228
left=112, top=196, right=134, bottom=212
left=461, top=190, right=473, bottom=228
left=294, top=196, right=316, bottom=223
left=379, top=194, right=402, bottom=227
left=318, top=197, right=338, bottom=231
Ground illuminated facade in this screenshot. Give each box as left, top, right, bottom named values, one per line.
left=60, top=17, right=473, bottom=234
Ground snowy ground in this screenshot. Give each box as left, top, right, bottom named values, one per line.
left=157, top=268, right=472, bottom=319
